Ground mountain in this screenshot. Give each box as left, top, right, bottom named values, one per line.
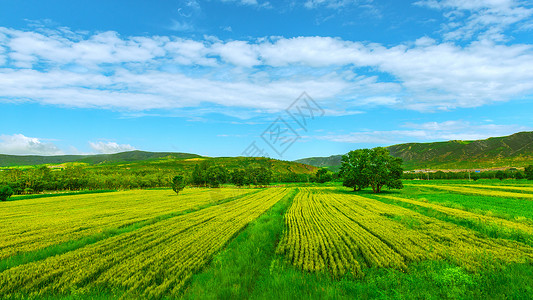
left=295, top=131, right=533, bottom=170
left=0, top=151, right=317, bottom=176
left=0, top=150, right=202, bottom=167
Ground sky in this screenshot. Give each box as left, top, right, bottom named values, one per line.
left=0, top=0, right=533, bottom=160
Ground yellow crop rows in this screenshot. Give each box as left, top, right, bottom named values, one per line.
left=418, top=184, right=533, bottom=199
left=277, top=188, right=533, bottom=277
left=462, top=184, right=533, bottom=193
left=377, top=195, right=533, bottom=235
left=0, top=188, right=290, bottom=299
left=0, top=188, right=253, bottom=260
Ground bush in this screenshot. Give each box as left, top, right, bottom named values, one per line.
left=0, top=185, right=14, bottom=201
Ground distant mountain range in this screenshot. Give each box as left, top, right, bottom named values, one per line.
left=0, top=150, right=317, bottom=176
left=295, top=131, right=533, bottom=170
left=0, top=151, right=201, bottom=167
left=2, top=131, right=533, bottom=171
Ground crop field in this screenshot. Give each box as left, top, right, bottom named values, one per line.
left=277, top=188, right=533, bottom=277
left=1, top=181, right=533, bottom=298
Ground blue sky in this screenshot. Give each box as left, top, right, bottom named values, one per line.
left=1, top=0, right=533, bottom=160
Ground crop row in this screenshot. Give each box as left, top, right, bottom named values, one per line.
left=418, top=184, right=533, bottom=199
left=0, top=188, right=290, bottom=298
left=462, top=184, right=533, bottom=193
left=376, top=194, right=533, bottom=235
left=277, top=188, right=407, bottom=277
left=278, top=188, right=533, bottom=277
left=0, top=188, right=253, bottom=260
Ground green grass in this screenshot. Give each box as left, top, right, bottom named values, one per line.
left=181, top=188, right=298, bottom=299
left=250, top=259, right=533, bottom=299
left=365, top=193, right=533, bottom=246
left=390, top=183, right=533, bottom=221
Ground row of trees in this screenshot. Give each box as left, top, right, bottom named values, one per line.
left=403, top=165, right=533, bottom=181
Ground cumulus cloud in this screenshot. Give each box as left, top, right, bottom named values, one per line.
left=0, top=26, right=533, bottom=114
left=89, top=141, right=136, bottom=154
left=0, top=134, right=63, bottom=155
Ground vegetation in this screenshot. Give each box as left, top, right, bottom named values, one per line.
left=0, top=188, right=290, bottom=298
left=1, top=181, right=533, bottom=298
left=297, top=131, right=533, bottom=170
left=277, top=188, right=533, bottom=278
left=0, top=156, right=315, bottom=195
left=171, top=175, right=186, bottom=195
left=0, top=185, right=13, bottom=201
left=526, top=165, right=533, bottom=180
left=340, top=147, right=403, bottom=193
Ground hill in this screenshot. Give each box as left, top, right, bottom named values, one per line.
left=0, top=151, right=201, bottom=167
left=0, top=151, right=317, bottom=177
left=296, top=131, right=533, bottom=170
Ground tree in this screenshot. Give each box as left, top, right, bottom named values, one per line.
left=525, top=165, right=533, bottom=180
left=0, top=185, right=14, bottom=201
left=230, top=169, right=246, bottom=187
left=471, top=172, right=480, bottom=181
left=171, top=175, right=187, bottom=195
left=495, top=170, right=505, bottom=181
left=314, top=168, right=332, bottom=183
left=515, top=171, right=524, bottom=180
left=340, top=149, right=371, bottom=191
left=206, top=166, right=227, bottom=188
left=340, top=147, right=403, bottom=193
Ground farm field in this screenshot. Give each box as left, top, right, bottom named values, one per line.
left=1, top=181, right=533, bottom=298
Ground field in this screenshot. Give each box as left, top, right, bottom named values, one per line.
left=1, top=181, right=533, bottom=298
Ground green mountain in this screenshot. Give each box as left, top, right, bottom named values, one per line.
left=0, top=150, right=201, bottom=167
left=295, top=131, right=533, bottom=170
left=0, top=151, right=317, bottom=177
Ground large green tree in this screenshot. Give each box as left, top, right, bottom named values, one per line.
left=340, top=149, right=371, bottom=191
left=340, top=147, right=403, bottom=193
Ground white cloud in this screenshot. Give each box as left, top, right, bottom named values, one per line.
left=415, top=0, right=533, bottom=41
left=0, top=26, right=533, bottom=114
left=0, top=134, right=63, bottom=155
left=89, top=141, right=136, bottom=154
left=317, top=121, right=531, bottom=144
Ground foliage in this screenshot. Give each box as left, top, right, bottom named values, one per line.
left=0, top=156, right=311, bottom=195
left=495, top=170, right=505, bottom=181
left=206, top=165, right=228, bottom=188
left=340, top=147, right=403, bottom=193
left=314, top=168, right=332, bottom=183
left=340, top=149, right=371, bottom=191
left=526, top=165, right=533, bottom=180
left=0, top=185, right=13, bottom=201
left=171, top=175, right=187, bottom=195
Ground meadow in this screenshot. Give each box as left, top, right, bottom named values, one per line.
left=1, top=180, right=533, bottom=299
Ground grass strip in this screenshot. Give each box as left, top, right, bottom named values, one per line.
left=181, top=188, right=298, bottom=299
left=0, top=190, right=260, bottom=273
left=364, top=194, right=533, bottom=247
left=9, top=189, right=118, bottom=201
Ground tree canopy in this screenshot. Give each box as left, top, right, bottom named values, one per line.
left=0, top=185, right=14, bottom=201
left=171, top=175, right=187, bottom=195
left=340, top=147, right=403, bottom=193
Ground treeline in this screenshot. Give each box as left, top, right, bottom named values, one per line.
left=0, top=166, right=171, bottom=194
left=403, top=166, right=533, bottom=181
